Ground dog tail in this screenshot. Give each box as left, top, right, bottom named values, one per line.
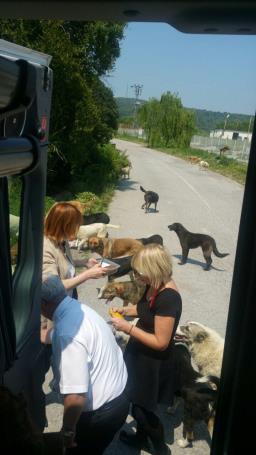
left=140, top=185, right=146, bottom=193
left=106, top=224, right=120, bottom=229
left=213, top=241, right=229, bottom=258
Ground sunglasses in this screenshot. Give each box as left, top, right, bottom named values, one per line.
left=133, top=269, right=146, bottom=278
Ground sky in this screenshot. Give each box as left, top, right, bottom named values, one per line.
left=106, top=23, right=256, bottom=116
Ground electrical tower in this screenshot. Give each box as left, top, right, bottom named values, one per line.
left=130, top=83, right=143, bottom=128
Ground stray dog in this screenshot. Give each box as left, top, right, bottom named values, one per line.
left=188, top=156, right=201, bottom=164
left=138, top=234, right=163, bottom=246
left=121, top=164, right=132, bottom=179
left=167, top=343, right=219, bottom=448
left=88, top=236, right=143, bottom=258
left=107, top=235, right=163, bottom=282
left=140, top=186, right=159, bottom=213
left=76, top=223, right=120, bottom=250
left=83, top=212, right=110, bottom=225
left=199, top=160, right=209, bottom=169
left=177, top=322, right=224, bottom=377
left=168, top=222, right=229, bottom=270
left=98, top=280, right=146, bottom=306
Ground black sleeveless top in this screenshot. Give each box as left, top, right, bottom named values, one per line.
left=124, top=286, right=182, bottom=410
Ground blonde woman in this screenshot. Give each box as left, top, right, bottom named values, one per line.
left=111, top=243, right=182, bottom=455
left=43, top=202, right=106, bottom=297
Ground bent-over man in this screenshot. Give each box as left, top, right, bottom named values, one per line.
left=41, top=275, right=129, bottom=454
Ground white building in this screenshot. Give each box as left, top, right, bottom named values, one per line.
left=210, top=129, right=252, bottom=141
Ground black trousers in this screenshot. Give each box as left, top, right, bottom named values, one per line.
left=66, top=391, right=129, bottom=455
left=132, top=404, right=167, bottom=451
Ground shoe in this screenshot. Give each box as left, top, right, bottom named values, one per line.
left=119, top=430, right=150, bottom=450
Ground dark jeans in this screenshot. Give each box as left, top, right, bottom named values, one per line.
left=66, top=390, right=129, bottom=455
left=132, top=404, right=167, bottom=452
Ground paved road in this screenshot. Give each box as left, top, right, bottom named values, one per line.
left=44, top=139, right=244, bottom=454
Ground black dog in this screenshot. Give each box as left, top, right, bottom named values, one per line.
left=140, top=186, right=159, bottom=213
left=138, top=234, right=163, bottom=246
left=168, top=222, right=229, bottom=270
left=83, top=212, right=110, bottom=225
left=108, top=234, right=164, bottom=281
left=169, top=343, right=219, bottom=448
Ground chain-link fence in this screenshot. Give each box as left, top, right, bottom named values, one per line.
left=190, top=135, right=251, bottom=162
left=117, top=129, right=251, bottom=163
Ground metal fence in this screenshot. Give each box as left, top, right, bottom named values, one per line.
left=190, top=135, right=251, bottom=162
left=118, top=129, right=251, bottom=163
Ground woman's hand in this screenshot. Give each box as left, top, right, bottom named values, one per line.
left=111, top=306, right=126, bottom=316
left=86, top=257, right=99, bottom=268
left=111, top=316, right=132, bottom=334
left=85, top=263, right=106, bottom=279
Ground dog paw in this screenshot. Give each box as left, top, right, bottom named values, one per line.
left=177, top=439, right=191, bottom=448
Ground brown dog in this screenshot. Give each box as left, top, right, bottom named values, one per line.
left=88, top=237, right=143, bottom=258
left=188, top=156, right=201, bottom=164
left=98, top=280, right=146, bottom=306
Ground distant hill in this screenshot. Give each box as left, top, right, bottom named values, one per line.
left=115, top=97, right=252, bottom=133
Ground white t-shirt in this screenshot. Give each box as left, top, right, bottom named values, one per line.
left=51, top=296, right=127, bottom=411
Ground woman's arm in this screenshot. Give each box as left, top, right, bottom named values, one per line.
left=111, top=315, right=175, bottom=351
left=62, top=264, right=106, bottom=291
left=72, top=257, right=98, bottom=268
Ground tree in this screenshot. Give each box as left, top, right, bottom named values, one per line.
left=0, top=19, right=126, bottom=192
left=138, top=91, right=196, bottom=148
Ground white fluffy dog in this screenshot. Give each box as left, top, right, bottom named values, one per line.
left=177, top=321, right=224, bottom=377
left=199, top=160, right=209, bottom=169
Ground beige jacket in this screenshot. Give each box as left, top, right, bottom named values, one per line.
left=41, top=236, right=74, bottom=331
left=42, top=236, right=74, bottom=280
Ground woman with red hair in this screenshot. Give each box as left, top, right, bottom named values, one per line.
left=43, top=202, right=106, bottom=297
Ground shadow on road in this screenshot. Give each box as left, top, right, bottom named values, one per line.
left=173, top=254, right=226, bottom=271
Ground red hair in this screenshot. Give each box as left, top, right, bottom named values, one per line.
left=44, top=202, right=83, bottom=243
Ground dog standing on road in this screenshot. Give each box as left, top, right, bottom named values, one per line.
left=199, top=160, right=209, bottom=170
left=88, top=236, right=143, bottom=258
left=121, top=164, right=132, bottom=179
left=168, top=222, right=229, bottom=270
left=140, top=186, right=159, bottom=213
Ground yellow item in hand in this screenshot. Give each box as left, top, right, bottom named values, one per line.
left=109, top=309, right=124, bottom=319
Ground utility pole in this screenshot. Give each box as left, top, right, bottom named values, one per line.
left=130, top=83, right=143, bottom=128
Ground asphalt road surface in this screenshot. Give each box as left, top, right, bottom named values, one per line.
left=44, top=139, right=244, bottom=454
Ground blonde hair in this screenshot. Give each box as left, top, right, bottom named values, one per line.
left=131, top=243, right=173, bottom=289
left=44, top=202, right=83, bottom=243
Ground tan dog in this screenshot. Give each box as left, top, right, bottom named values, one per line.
left=88, top=236, right=143, bottom=258
left=178, top=321, right=224, bottom=377
left=76, top=223, right=120, bottom=250
left=188, top=156, right=201, bottom=164
left=98, top=280, right=146, bottom=306
left=68, top=200, right=87, bottom=214
left=121, top=164, right=132, bottom=179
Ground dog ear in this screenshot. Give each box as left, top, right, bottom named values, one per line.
left=195, top=331, right=207, bottom=343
